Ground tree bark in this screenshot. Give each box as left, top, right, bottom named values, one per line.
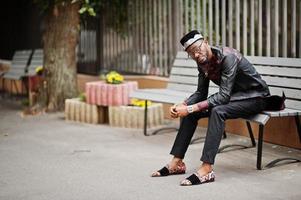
left=42, top=1, right=80, bottom=111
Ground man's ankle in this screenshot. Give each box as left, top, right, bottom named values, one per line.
left=201, top=162, right=212, bottom=171
left=170, top=157, right=183, bottom=166
left=172, top=157, right=183, bottom=163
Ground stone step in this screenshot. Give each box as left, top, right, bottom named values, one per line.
left=109, top=103, right=164, bottom=129
left=65, top=98, right=107, bottom=124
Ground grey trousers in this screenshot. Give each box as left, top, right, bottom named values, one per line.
left=170, top=97, right=266, bottom=164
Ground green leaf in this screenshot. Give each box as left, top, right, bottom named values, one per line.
left=78, top=93, right=86, bottom=102
left=87, top=7, right=96, bottom=16
left=78, top=7, right=87, bottom=14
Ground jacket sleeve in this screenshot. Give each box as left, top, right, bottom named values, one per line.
left=207, top=54, right=239, bottom=107
left=185, top=70, right=209, bottom=105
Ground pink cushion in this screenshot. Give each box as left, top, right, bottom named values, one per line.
left=85, top=81, right=138, bottom=106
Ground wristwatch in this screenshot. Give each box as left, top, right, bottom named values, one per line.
left=187, top=105, right=194, bottom=113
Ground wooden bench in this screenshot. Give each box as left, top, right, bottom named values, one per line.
left=130, top=51, right=301, bottom=170
left=2, top=50, right=33, bottom=95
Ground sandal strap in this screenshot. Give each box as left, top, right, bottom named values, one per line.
left=157, top=166, right=170, bottom=176
left=197, top=171, right=215, bottom=183
left=185, top=171, right=215, bottom=185
left=186, top=173, right=201, bottom=185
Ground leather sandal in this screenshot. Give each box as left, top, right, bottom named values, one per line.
left=180, top=171, right=215, bottom=186
left=151, top=162, right=186, bottom=177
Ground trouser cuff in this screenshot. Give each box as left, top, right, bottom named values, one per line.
left=170, top=150, right=185, bottom=159
left=200, top=152, right=215, bottom=165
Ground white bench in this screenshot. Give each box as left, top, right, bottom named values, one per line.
left=130, top=51, right=301, bottom=170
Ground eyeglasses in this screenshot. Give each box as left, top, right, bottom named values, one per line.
left=187, top=40, right=204, bottom=59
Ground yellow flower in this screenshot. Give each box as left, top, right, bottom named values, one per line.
left=130, top=98, right=152, bottom=107
left=131, top=98, right=139, bottom=105
left=106, top=71, right=124, bottom=84
left=35, top=66, right=43, bottom=75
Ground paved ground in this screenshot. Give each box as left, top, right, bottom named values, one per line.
left=0, top=98, right=301, bottom=200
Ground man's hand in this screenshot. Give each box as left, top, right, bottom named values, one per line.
left=175, top=104, right=189, bottom=117
left=170, top=104, right=179, bottom=118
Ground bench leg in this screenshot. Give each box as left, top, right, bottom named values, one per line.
left=13, top=80, right=19, bottom=96
left=295, top=115, right=301, bottom=142
left=142, top=100, right=178, bottom=136
left=10, top=80, right=12, bottom=97
left=20, top=78, right=29, bottom=98
left=246, top=121, right=256, bottom=147
left=143, top=100, right=148, bottom=136
left=0, top=77, right=5, bottom=97
left=257, top=124, right=264, bottom=170
left=256, top=123, right=301, bottom=170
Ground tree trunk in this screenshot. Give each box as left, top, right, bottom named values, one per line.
left=42, top=1, right=80, bottom=111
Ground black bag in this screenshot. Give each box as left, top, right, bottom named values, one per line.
left=264, top=92, right=286, bottom=111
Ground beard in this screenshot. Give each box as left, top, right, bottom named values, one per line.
left=198, top=54, right=209, bottom=65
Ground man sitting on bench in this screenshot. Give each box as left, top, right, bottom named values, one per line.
left=151, top=30, right=270, bottom=186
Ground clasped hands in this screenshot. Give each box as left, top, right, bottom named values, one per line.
left=170, top=100, right=208, bottom=118
left=170, top=103, right=190, bottom=118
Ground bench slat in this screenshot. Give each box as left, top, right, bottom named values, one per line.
left=130, top=91, right=186, bottom=104
left=131, top=88, right=192, bottom=97
left=130, top=89, right=219, bottom=104
left=263, top=108, right=301, bottom=117
left=169, top=74, right=218, bottom=87
left=167, top=83, right=197, bottom=93
left=176, top=51, right=190, bottom=59
left=283, top=99, right=301, bottom=110
left=268, top=87, right=301, bottom=100
left=170, top=66, right=198, bottom=76
left=173, top=58, right=197, bottom=68
left=261, top=76, right=301, bottom=90
left=169, top=75, right=198, bottom=85
left=245, top=56, right=301, bottom=67
left=255, top=65, right=301, bottom=78
left=245, top=113, right=270, bottom=125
